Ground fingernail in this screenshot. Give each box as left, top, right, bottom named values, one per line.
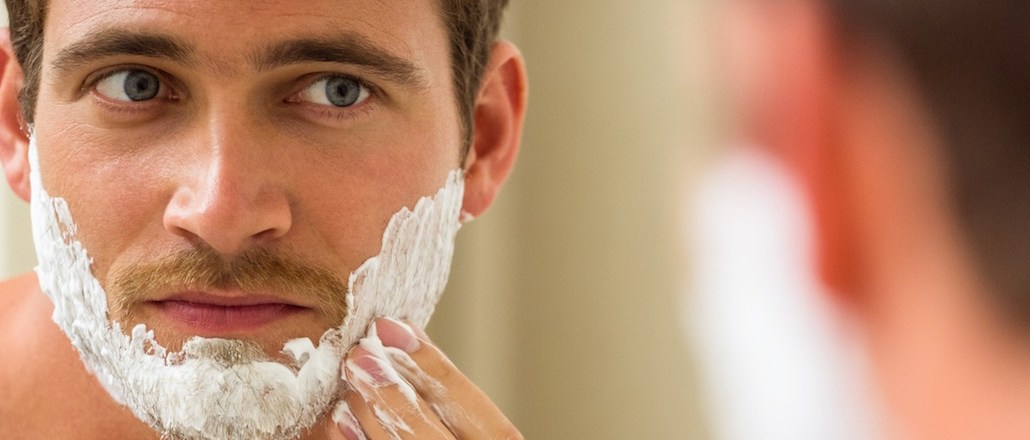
left=376, top=317, right=421, bottom=353
left=333, top=403, right=367, bottom=440
left=339, top=423, right=366, bottom=440
left=349, top=354, right=392, bottom=386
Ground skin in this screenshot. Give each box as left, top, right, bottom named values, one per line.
left=0, top=0, right=527, bottom=438
left=723, top=0, right=1030, bottom=438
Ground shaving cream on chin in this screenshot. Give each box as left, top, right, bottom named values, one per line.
left=28, top=133, right=465, bottom=440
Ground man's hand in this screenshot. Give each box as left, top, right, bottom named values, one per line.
left=330, top=317, right=522, bottom=440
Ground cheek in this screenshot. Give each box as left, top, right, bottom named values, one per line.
left=292, top=114, right=460, bottom=227
left=299, top=148, right=456, bottom=270
left=34, top=133, right=170, bottom=284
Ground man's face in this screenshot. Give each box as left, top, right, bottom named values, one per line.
left=33, top=0, right=462, bottom=355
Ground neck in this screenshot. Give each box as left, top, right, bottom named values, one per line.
left=830, top=39, right=1030, bottom=439
left=861, top=240, right=1030, bottom=440
left=837, top=41, right=1030, bottom=440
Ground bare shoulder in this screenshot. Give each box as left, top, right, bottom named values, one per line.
left=0, top=272, right=43, bottom=347
left=0, top=272, right=159, bottom=439
left=0, top=272, right=40, bottom=319
left=0, top=272, right=47, bottom=437
left=0, top=272, right=43, bottom=353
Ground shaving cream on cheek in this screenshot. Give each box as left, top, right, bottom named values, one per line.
left=28, top=133, right=464, bottom=440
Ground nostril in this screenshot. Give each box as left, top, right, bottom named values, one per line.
left=161, top=163, right=293, bottom=255
left=252, top=224, right=290, bottom=244
left=163, top=196, right=293, bottom=255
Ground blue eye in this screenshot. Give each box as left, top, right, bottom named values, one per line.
left=299, top=75, right=370, bottom=108
left=95, top=69, right=162, bottom=102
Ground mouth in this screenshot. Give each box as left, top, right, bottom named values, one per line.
left=144, top=291, right=313, bottom=337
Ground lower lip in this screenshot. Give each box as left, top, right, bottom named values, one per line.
left=149, top=301, right=306, bottom=335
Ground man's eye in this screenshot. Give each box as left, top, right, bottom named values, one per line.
left=94, top=69, right=163, bottom=102
left=299, top=76, right=370, bottom=108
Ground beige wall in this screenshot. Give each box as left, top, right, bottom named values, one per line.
left=432, top=1, right=717, bottom=438
left=0, top=4, right=31, bottom=282
left=0, top=2, right=718, bottom=438
left=0, top=183, right=34, bottom=280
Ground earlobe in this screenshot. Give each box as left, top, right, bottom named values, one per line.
left=0, top=28, right=30, bottom=202
left=461, top=41, right=528, bottom=218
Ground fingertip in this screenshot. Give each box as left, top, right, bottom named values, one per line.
left=405, top=319, right=432, bottom=341
left=332, top=402, right=367, bottom=440
left=345, top=345, right=371, bottom=360
left=375, top=317, right=421, bottom=353
left=347, top=351, right=392, bottom=386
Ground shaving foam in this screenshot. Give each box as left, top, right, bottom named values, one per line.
left=28, top=133, right=464, bottom=440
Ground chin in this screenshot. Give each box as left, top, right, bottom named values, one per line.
left=78, top=312, right=354, bottom=439
left=85, top=303, right=349, bottom=440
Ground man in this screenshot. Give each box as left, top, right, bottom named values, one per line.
left=718, top=0, right=1030, bottom=438
left=0, top=0, right=526, bottom=439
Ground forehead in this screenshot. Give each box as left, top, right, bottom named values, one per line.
left=42, top=0, right=450, bottom=77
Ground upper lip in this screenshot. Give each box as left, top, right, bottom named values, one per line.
left=153, top=290, right=313, bottom=308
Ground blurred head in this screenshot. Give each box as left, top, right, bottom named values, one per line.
left=825, top=0, right=1030, bottom=321
left=721, top=0, right=1030, bottom=438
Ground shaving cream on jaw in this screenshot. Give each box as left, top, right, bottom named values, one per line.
left=28, top=133, right=465, bottom=440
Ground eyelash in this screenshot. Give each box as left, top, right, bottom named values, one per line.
left=84, top=66, right=179, bottom=115
left=83, top=67, right=381, bottom=123
left=284, top=73, right=381, bottom=122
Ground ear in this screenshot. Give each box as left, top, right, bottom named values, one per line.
left=729, top=1, right=865, bottom=299
left=0, top=28, right=30, bottom=202
left=778, top=3, right=867, bottom=300
left=461, top=40, right=527, bottom=218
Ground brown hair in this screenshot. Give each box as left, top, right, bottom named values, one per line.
left=439, top=0, right=511, bottom=154
left=830, top=1, right=1030, bottom=324
left=3, top=0, right=509, bottom=153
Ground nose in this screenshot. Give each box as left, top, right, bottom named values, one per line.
left=163, top=113, right=292, bottom=256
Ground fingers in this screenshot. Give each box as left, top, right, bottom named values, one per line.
left=330, top=400, right=367, bottom=440
left=343, top=342, right=455, bottom=440
left=336, top=317, right=523, bottom=440
left=375, top=318, right=523, bottom=440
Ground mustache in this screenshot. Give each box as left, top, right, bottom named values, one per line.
left=108, top=247, right=349, bottom=323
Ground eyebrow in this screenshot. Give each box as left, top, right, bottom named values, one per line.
left=250, top=35, right=427, bottom=88
left=51, top=30, right=427, bottom=90
left=52, top=30, right=196, bottom=74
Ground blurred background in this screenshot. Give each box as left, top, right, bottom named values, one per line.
left=430, top=2, right=717, bottom=438
left=0, top=2, right=881, bottom=439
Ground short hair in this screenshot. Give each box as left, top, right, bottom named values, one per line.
left=4, top=0, right=509, bottom=154
left=830, top=1, right=1030, bottom=325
